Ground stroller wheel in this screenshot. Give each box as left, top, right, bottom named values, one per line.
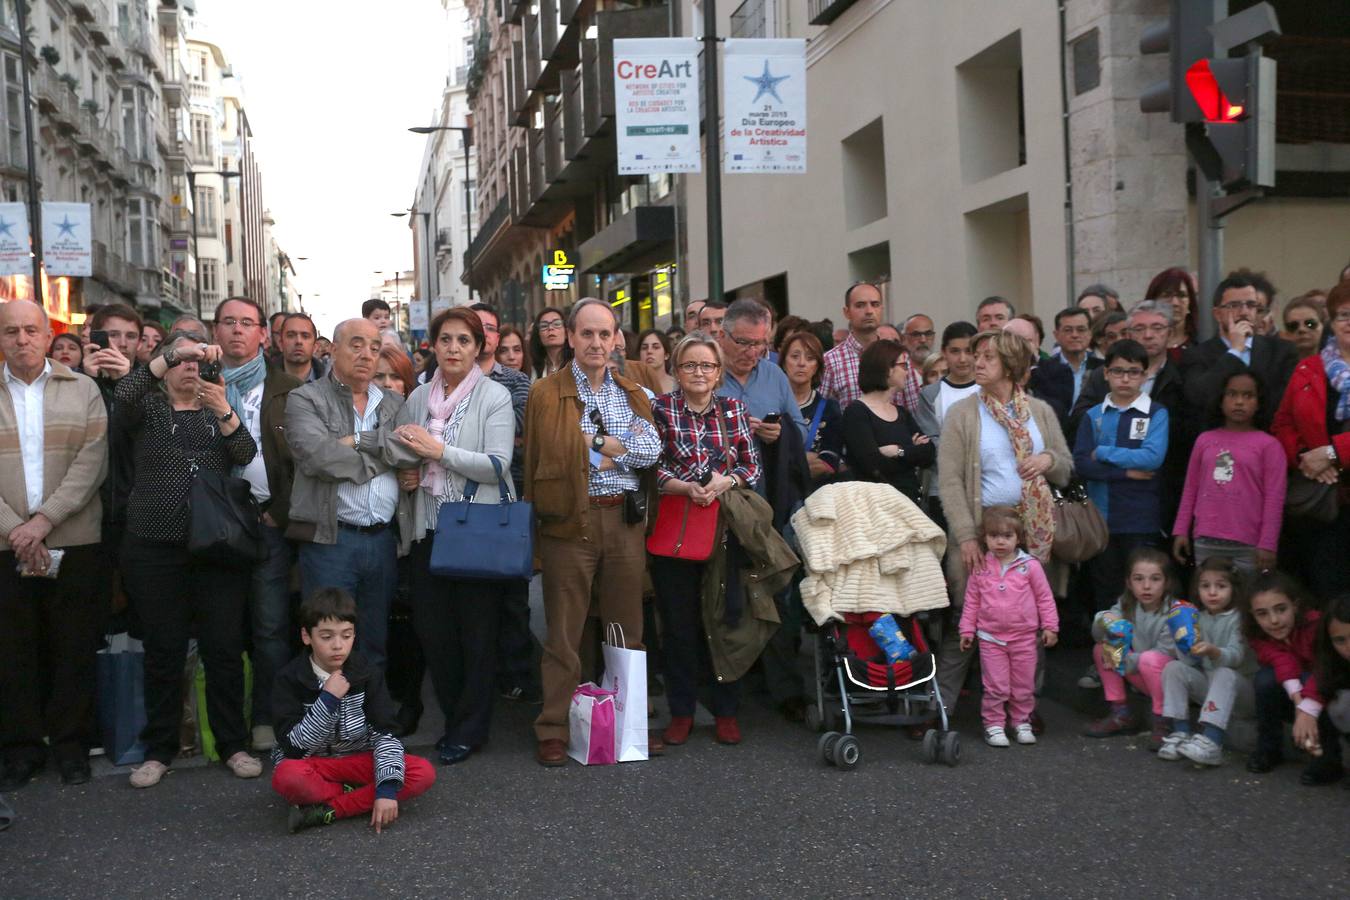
left=818, top=732, right=841, bottom=764
left=805, top=703, right=823, bottom=733
left=832, top=734, right=861, bottom=770
left=940, top=731, right=961, bottom=767
left=922, top=729, right=940, bottom=764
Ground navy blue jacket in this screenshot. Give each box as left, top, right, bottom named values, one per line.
left=1073, top=394, right=1169, bottom=534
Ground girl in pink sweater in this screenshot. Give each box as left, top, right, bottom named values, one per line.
left=959, top=506, right=1059, bottom=748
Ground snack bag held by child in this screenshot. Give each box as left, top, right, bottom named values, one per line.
left=1167, top=600, right=1200, bottom=657
left=1102, top=618, right=1135, bottom=674
left=869, top=614, right=917, bottom=664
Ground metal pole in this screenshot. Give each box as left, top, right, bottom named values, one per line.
left=423, top=211, right=436, bottom=303
left=16, top=1, right=44, bottom=301
left=188, top=170, right=201, bottom=318
left=463, top=131, right=474, bottom=303
left=1195, top=160, right=1222, bottom=343
left=701, top=0, right=723, bottom=304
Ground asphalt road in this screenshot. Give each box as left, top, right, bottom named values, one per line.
left=3, top=673, right=1347, bottom=899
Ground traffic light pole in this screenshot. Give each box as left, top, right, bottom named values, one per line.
left=1194, top=162, right=1221, bottom=342
left=701, top=0, right=724, bottom=306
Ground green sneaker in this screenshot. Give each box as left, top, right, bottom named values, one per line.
left=288, top=804, right=336, bottom=833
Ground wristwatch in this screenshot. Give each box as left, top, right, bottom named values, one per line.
left=218, top=409, right=236, bottom=424
left=1327, top=445, right=1339, bottom=465
left=591, top=433, right=606, bottom=451
left=163, top=346, right=181, bottom=368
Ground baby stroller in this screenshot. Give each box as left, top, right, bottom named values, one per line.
left=805, top=611, right=960, bottom=769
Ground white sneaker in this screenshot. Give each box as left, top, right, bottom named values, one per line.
left=1157, top=731, right=1188, bottom=761
left=984, top=726, right=1010, bottom=747
left=1178, top=733, right=1224, bottom=766
left=225, top=751, right=263, bottom=779
left=129, top=760, right=168, bottom=789
left=1077, top=664, right=1102, bottom=690
left=1014, top=722, right=1036, bottom=745
left=251, top=725, right=276, bottom=752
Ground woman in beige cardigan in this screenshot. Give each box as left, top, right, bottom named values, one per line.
left=935, top=330, right=1073, bottom=719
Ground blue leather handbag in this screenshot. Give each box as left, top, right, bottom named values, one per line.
left=428, top=457, right=534, bottom=581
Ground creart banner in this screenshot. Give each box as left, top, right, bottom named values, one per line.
left=0, top=202, right=32, bottom=277
left=614, top=38, right=702, bottom=175
left=723, top=39, right=807, bottom=174
left=42, top=202, right=92, bottom=277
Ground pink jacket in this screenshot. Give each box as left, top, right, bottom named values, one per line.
left=959, top=551, right=1059, bottom=641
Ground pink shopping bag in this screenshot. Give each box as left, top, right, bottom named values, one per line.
left=567, top=682, right=617, bottom=765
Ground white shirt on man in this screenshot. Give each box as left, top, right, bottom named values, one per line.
left=236, top=382, right=271, bottom=504
left=4, top=360, right=51, bottom=512
left=334, top=383, right=399, bottom=526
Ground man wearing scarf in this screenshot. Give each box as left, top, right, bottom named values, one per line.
left=214, top=298, right=303, bottom=753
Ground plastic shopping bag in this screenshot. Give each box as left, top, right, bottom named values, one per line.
left=195, top=652, right=252, bottom=762
left=567, top=683, right=618, bottom=766
left=96, top=633, right=147, bottom=766
left=600, top=623, right=649, bottom=763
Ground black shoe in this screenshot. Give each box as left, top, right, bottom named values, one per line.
left=58, top=758, right=91, bottom=786
left=1246, top=747, right=1283, bottom=774
left=0, top=759, right=44, bottom=791
left=500, top=684, right=542, bottom=703
left=777, top=696, right=807, bottom=724
left=438, top=743, right=474, bottom=765
left=288, top=803, right=336, bottom=834
left=1300, top=758, right=1346, bottom=786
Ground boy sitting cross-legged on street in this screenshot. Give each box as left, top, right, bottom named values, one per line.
left=271, top=589, right=435, bottom=833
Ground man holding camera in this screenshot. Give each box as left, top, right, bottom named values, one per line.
left=212, top=298, right=303, bottom=752
left=523, top=299, right=661, bottom=766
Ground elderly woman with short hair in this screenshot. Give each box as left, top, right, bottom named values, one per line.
left=935, top=330, right=1072, bottom=721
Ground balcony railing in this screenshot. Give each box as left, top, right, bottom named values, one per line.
left=807, top=0, right=862, bottom=26
left=468, top=195, right=509, bottom=267
left=162, top=267, right=185, bottom=308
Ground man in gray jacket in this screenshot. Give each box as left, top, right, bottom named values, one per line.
left=285, top=318, right=407, bottom=672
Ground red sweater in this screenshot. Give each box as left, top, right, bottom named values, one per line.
left=1271, top=356, right=1350, bottom=466
left=1249, top=611, right=1323, bottom=713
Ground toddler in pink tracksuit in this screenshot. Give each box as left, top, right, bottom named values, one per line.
left=959, top=506, right=1060, bottom=748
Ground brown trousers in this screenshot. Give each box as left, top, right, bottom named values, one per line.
left=534, top=504, right=646, bottom=742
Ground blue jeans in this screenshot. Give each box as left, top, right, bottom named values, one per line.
left=249, top=522, right=295, bottom=726
left=298, top=525, right=398, bottom=673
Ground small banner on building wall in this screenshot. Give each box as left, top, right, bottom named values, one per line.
left=723, top=39, right=807, bottom=174
left=410, top=298, right=429, bottom=333
left=614, top=38, right=703, bottom=175
left=0, top=202, right=31, bottom=277
left=41, top=202, right=92, bottom=277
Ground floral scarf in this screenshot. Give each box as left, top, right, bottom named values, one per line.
left=980, top=386, right=1056, bottom=562
left=421, top=365, right=483, bottom=499
left=1322, top=343, right=1350, bottom=422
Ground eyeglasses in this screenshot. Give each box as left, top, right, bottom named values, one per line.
left=482, top=324, right=499, bottom=334
left=1057, top=326, right=1091, bottom=335
left=1284, top=318, right=1320, bottom=333
left=219, top=317, right=260, bottom=330
left=1106, top=367, right=1145, bottom=379
left=1221, top=300, right=1262, bottom=312
left=891, top=358, right=910, bottom=369
left=537, top=319, right=564, bottom=332
left=905, top=330, right=935, bottom=340
left=1129, top=323, right=1169, bottom=334
left=677, top=361, right=720, bottom=374
left=729, top=336, right=768, bottom=351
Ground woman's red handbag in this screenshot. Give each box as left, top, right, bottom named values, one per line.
left=645, top=495, right=720, bottom=561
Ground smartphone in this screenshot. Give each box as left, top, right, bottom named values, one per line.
left=90, top=330, right=110, bottom=350
left=762, top=413, right=781, bottom=425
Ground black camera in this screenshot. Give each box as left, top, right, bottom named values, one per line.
left=197, top=360, right=222, bottom=382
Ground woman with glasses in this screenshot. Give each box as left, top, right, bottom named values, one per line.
left=842, top=340, right=934, bottom=505
left=649, top=334, right=760, bottom=747
left=1273, top=280, right=1350, bottom=598
left=528, top=306, right=570, bottom=381
left=1279, top=295, right=1325, bottom=360
left=1144, top=268, right=1198, bottom=362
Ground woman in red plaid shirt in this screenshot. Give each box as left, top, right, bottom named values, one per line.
left=649, top=334, right=762, bottom=746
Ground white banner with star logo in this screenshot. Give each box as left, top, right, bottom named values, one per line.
left=614, top=38, right=702, bottom=175
left=723, top=39, right=807, bottom=174
left=0, top=202, right=31, bottom=276
left=41, top=202, right=92, bottom=276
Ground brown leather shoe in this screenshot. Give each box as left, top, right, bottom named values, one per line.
left=647, top=734, right=665, bottom=757
left=536, top=739, right=567, bottom=767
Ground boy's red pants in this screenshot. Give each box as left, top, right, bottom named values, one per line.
left=272, top=753, right=435, bottom=819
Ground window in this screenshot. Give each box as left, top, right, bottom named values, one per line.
left=463, top=178, right=477, bottom=231
left=128, top=197, right=145, bottom=266
left=191, top=113, right=213, bottom=160
left=224, top=221, right=233, bottom=264
left=201, top=258, right=220, bottom=300
left=730, top=0, right=766, bottom=39
left=3, top=53, right=22, bottom=167
left=192, top=50, right=209, bottom=81
left=196, top=186, right=217, bottom=237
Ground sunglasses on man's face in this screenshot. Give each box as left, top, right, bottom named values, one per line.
left=1284, top=318, right=1320, bottom=333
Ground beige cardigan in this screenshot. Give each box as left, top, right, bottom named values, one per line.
left=0, top=362, right=108, bottom=550
left=936, top=392, right=1072, bottom=547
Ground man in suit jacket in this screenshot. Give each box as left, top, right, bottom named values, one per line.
left=1180, top=271, right=1297, bottom=438
left=1004, top=317, right=1074, bottom=436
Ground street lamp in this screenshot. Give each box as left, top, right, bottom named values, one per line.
left=407, top=124, right=474, bottom=302
left=391, top=209, right=436, bottom=309
left=187, top=168, right=241, bottom=318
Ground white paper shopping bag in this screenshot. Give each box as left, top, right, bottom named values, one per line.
left=601, top=623, right=649, bottom=762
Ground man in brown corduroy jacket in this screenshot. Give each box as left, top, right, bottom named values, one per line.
left=0, top=300, right=109, bottom=789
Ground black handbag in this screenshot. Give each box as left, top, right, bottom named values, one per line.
left=429, top=457, right=533, bottom=581
left=186, top=468, right=266, bottom=567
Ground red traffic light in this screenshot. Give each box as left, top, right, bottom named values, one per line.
left=1185, top=59, right=1244, bottom=122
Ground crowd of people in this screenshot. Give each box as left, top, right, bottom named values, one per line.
left=2, top=261, right=1349, bottom=834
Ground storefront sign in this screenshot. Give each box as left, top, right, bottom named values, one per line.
left=542, top=250, right=576, bottom=291
left=41, top=202, right=92, bottom=276
left=724, top=39, right=807, bottom=174
left=0, top=202, right=31, bottom=277
left=614, top=38, right=702, bottom=175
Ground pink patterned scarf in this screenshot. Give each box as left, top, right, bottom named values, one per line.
left=420, top=365, right=483, bottom=498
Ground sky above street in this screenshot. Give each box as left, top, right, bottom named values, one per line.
left=199, top=0, right=451, bottom=338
